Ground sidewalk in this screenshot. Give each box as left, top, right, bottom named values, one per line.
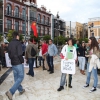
left=0, top=56, right=100, bottom=100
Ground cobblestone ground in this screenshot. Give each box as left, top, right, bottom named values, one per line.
left=0, top=56, right=100, bottom=100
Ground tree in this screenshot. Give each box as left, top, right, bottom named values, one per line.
left=30, top=34, right=40, bottom=42
left=43, top=35, right=51, bottom=41
left=7, top=30, right=14, bottom=42
left=0, top=34, right=3, bottom=43
left=19, top=34, right=24, bottom=41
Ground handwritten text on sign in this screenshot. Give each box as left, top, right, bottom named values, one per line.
left=61, top=59, right=75, bottom=74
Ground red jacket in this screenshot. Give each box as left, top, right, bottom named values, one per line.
left=42, top=43, right=48, bottom=55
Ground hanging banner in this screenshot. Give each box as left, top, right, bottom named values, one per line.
left=61, top=59, right=76, bottom=74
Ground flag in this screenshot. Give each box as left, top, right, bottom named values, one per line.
left=31, top=22, right=38, bottom=37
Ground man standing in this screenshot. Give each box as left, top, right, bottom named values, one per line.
left=47, top=39, right=58, bottom=74
left=41, top=40, right=48, bottom=70
left=6, top=31, right=25, bottom=100
left=25, top=38, right=38, bottom=77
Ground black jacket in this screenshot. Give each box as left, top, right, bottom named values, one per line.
left=8, top=39, right=24, bottom=65
left=77, top=46, right=86, bottom=57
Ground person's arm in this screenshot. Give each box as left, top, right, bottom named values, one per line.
left=73, top=48, right=77, bottom=60
left=93, top=47, right=100, bottom=58
left=53, top=45, right=58, bottom=56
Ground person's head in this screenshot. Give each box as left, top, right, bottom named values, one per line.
left=28, top=38, right=33, bottom=44
left=12, top=31, right=19, bottom=40
left=98, top=38, right=100, bottom=44
left=5, top=43, right=8, bottom=47
left=89, top=37, right=99, bottom=50
left=67, top=38, right=74, bottom=46
left=81, top=42, right=85, bottom=47
left=76, top=40, right=79, bottom=44
left=49, top=39, right=53, bottom=45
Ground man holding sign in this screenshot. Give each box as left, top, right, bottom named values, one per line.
left=57, top=38, right=77, bottom=91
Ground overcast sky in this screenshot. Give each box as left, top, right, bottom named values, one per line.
left=37, top=0, right=100, bottom=23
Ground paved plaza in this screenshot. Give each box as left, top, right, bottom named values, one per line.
left=0, top=56, right=100, bottom=100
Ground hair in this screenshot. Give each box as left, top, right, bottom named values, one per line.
left=29, top=38, right=33, bottom=43
left=12, top=31, right=19, bottom=39
left=67, top=38, right=74, bottom=45
left=49, top=39, right=53, bottom=42
left=89, top=37, right=99, bottom=50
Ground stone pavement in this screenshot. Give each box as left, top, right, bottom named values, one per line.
left=0, top=56, right=100, bottom=100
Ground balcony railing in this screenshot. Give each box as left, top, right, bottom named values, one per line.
left=14, top=13, right=19, bottom=18
left=5, top=10, right=12, bottom=16
left=30, top=17, right=37, bottom=21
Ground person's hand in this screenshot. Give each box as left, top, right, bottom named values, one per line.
left=65, top=58, right=68, bottom=60
left=85, top=55, right=90, bottom=57
left=53, top=56, right=55, bottom=58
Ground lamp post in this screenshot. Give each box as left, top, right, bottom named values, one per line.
left=24, top=5, right=26, bottom=40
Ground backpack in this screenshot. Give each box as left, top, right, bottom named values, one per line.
left=31, top=47, right=36, bottom=57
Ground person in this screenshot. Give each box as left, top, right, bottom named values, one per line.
left=21, top=41, right=26, bottom=56
left=38, top=45, right=43, bottom=67
left=47, top=39, right=58, bottom=74
left=83, top=37, right=100, bottom=93
left=6, top=31, right=25, bottom=100
left=77, top=42, right=86, bottom=75
left=74, top=40, right=80, bottom=49
left=25, top=38, right=38, bottom=77
left=41, top=40, right=48, bottom=70
left=57, top=38, right=77, bottom=91
left=98, top=38, right=100, bottom=49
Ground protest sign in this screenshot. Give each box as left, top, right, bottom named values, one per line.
left=61, top=59, right=75, bottom=74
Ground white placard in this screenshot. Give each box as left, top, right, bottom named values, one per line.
left=5, top=53, right=12, bottom=67
left=61, top=59, right=76, bottom=74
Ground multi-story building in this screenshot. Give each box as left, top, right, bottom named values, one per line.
left=66, top=21, right=83, bottom=39
left=88, top=17, right=100, bottom=39
left=51, top=14, right=66, bottom=40
left=3, top=0, right=29, bottom=35
left=37, top=6, right=51, bottom=37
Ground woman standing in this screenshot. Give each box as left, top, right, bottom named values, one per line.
left=83, top=37, right=100, bottom=93
left=77, top=42, right=86, bottom=75
left=57, top=38, right=77, bottom=91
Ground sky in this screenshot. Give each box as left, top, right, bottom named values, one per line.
left=37, top=0, right=100, bottom=23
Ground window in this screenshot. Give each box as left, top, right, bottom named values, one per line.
left=43, top=26, right=45, bottom=35
left=22, top=23, right=25, bottom=34
left=47, top=17, right=49, bottom=25
left=38, top=14, right=41, bottom=23
left=0, top=20, right=3, bottom=33
left=43, top=16, right=45, bottom=24
left=7, top=4, right=12, bottom=15
left=38, top=26, right=41, bottom=36
left=30, top=11, right=36, bottom=21
left=22, top=8, right=25, bottom=19
left=15, top=22, right=19, bottom=32
left=15, top=7, right=19, bottom=17
left=7, top=20, right=12, bottom=31
left=47, top=28, right=49, bottom=35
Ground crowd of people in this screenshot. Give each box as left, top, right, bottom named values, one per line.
left=1, top=31, right=100, bottom=100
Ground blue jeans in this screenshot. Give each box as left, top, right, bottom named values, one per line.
left=28, top=58, right=34, bottom=76
left=10, top=64, right=24, bottom=95
left=86, top=63, right=98, bottom=87
left=47, top=55, right=54, bottom=72
left=60, top=73, right=72, bottom=86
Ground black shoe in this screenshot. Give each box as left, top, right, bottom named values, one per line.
left=26, top=73, right=30, bottom=75
left=66, top=84, right=72, bottom=88
left=31, top=75, right=34, bottom=77
left=47, top=69, right=51, bottom=72
left=19, top=89, right=25, bottom=95
left=49, top=71, right=54, bottom=74
left=57, top=86, right=64, bottom=91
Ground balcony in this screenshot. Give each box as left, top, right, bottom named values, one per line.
left=14, top=13, right=20, bottom=18
left=30, top=17, right=37, bottom=21
left=5, top=10, right=12, bottom=17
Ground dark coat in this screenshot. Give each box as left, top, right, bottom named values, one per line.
left=8, top=39, right=24, bottom=65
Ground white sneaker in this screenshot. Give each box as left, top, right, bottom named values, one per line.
left=83, top=84, right=89, bottom=88
left=89, top=87, right=96, bottom=93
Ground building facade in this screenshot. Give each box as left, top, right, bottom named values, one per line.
left=88, top=17, right=100, bottom=39
left=51, top=14, right=66, bottom=40
left=37, top=6, right=51, bottom=37
left=4, top=0, right=29, bottom=35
